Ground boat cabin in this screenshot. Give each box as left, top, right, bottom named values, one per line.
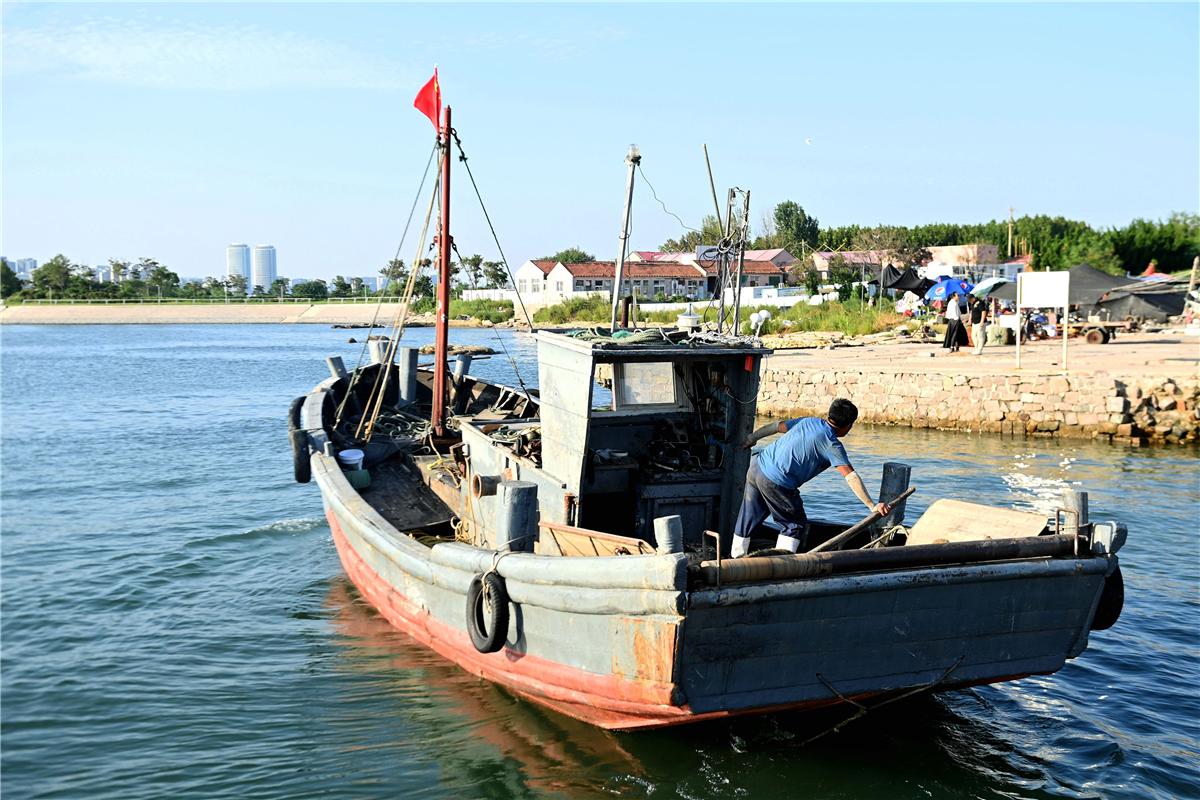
left=455, top=330, right=769, bottom=553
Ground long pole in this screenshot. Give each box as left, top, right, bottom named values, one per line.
left=703, top=144, right=722, bottom=231
left=610, top=144, right=640, bottom=331
left=432, top=106, right=453, bottom=436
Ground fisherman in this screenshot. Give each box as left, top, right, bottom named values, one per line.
left=731, top=398, right=890, bottom=558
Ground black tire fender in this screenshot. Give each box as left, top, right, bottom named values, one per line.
left=466, top=572, right=510, bottom=653
left=1092, top=564, right=1124, bottom=631
left=288, top=396, right=305, bottom=431
left=290, top=429, right=311, bottom=484
left=289, top=397, right=311, bottom=484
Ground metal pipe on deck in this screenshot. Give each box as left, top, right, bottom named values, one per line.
left=653, top=515, right=683, bottom=555
left=397, top=347, right=418, bottom=403
left=326, top=356, right=347, bottom=380
left=368, top=339, right=392, bottom=365
left=701, top=534, right=1084, bottom=586
left=496, top=480, right=538, bottom=553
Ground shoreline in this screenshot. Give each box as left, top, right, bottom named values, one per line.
left=3, top=304, right=1194, bottom=446
left=0, top=302, right=519, bottom=327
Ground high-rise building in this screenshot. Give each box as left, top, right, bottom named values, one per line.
left=226, top=244, right=251, bottom=283
left=251, top=245, right=277, bottom=293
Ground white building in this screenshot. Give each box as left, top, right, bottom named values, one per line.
left=251, top=245, right=277, bottom=293
left=226, top=244, right=251, bottom=282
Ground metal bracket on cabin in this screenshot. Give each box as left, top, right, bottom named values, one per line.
left=703, top=530, right=722, bottom=588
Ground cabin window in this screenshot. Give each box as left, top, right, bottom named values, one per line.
left=615, top=362, right=676, bottom=407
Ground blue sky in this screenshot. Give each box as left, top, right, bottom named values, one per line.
left=3, top=2, right=1197, bottom=282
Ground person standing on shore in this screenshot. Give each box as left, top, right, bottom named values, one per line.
left=943, top=292, right=966, bottom=352
left=731, top=399, right=890, bottom=558
left=969, top=295, right=988, bottom=355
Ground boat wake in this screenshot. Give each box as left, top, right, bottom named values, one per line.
left=184, top=516, right=327, bottom=549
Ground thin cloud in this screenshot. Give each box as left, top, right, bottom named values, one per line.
left=3, top=16, right=411, bottom=90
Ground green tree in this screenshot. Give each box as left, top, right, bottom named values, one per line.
left=32, top=255, right=73, bottom=298
left=661, top=215, right=725, bottom=252
left=146, top=264, right=180, bottom=298
left=1, top=260, right=22, bottom=298
left=108, top=259, right=129, bottom=284
left=773, top=201, right=820, bottom=253
left=803, top=268, right=821, bottom=296
left=330, top=275, right=352, bottom=297
left=482, top=260, right=509, bottom=289
left=226, top=274, right=248, bottom=297
left=459, top=254, right=484, bottom=288
left=270, top=277, right=290, bottom=297
left=293, top=279, right=328, bottom=299
left=547, top=247, right=595, bottom=264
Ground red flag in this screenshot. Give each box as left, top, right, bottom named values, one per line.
left=413, top=68, right=441, bottom=131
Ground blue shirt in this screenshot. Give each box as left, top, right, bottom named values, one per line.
left=755, top=417, right=851, bottom=491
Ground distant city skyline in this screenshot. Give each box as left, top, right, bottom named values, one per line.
left=3, top=3, right=1196, bottom=282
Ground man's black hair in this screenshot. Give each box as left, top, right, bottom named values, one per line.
left=828, top=398, right=858, bottom=428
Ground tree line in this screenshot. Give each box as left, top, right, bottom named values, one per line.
left=661, top=204, right=1199, bottom=277
left=0, top=253, right=514, bottom=301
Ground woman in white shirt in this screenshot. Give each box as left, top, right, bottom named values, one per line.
left=942, top=292, right=967, bottom=352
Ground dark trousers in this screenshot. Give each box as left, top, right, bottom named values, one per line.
left=734, top=458, right=809, bottom=544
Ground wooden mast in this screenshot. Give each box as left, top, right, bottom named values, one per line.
left=432, top=105, right=452, bottom=436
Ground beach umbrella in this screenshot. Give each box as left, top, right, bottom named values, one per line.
left=971, top=276, right=1010, bottom=298
left=924, top=277, right=974, bottom=301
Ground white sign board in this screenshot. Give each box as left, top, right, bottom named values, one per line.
left=1017, top=271, right=1070, bottom=308
left=1015, top=271, right=1071, bottom=370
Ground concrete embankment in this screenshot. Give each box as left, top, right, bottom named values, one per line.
left=758, top=334, right=1199, bottom=446
left=0, top=303, right=506, bottom=326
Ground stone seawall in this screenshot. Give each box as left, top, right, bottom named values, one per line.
left=758, top=366, right=1200, bottom=446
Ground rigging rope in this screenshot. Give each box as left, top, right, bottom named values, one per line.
left=448, top=129, right=534, bottom=398
left=335, top=143, right=439, bottom=428
left=356, top=146, right=446, bottom=442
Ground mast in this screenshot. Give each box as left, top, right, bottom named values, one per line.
left=610, top=144, right=641, bottom=331
left=432, top=106, right=452, bottom=436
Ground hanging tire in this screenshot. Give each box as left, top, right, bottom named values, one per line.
left=288, top=396, right=305, bottom=431
left=466, top=572, right=509, bottom=653
left=1092, top=564, right=1124, bottom=631
left=290, top=428, right=311, bottom=484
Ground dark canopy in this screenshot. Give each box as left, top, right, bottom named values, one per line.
left=990, top=264, right=1140, bottom=305
left=881, top=265, right=935, bottom=295
left=1095, top=286, right=1186, bottom=322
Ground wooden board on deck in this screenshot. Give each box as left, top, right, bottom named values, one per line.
left=537, top=521, right=655, bottom=557
left=907, top=499, right=1047, bottom=546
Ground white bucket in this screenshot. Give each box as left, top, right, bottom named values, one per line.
left=336, top=448, right=365, bottom=471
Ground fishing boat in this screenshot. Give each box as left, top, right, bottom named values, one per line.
left=289, top=103, right=1126, bottom=730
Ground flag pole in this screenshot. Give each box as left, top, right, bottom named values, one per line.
left=432, top=105, right=452, bottom=436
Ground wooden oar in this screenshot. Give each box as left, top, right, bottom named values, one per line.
left=807, top=486, right=917, bottom=553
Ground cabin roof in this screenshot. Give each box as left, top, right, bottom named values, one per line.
left=536, top=329, right=771, bottom=361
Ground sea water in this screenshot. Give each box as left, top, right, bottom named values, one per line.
left=1, top=324, right=1197, bottom=799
